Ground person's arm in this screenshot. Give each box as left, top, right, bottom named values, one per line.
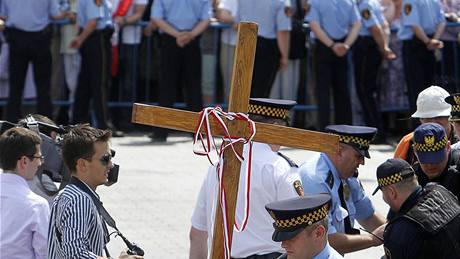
left=277, top=30, right=290, bottom=70
left=343, top=20, right=361, bottom=49
left=70, top=19, right=97, bottom=49
left=369, top=24, right=396, bottom=59
left=153, top=18, right=181, bottom=38
left=309, top=21, right=335, bottom=49
left=189, top=227, right=208, bottom=259
left=177, top=20, right=210, bottom=47
left=358, top=212, right=386, bottom=232
left=412, top=25, right=444, bottom=50
left=216, top=9, right=235, bottom=24
left=328, top=231, right=382, bottom=254
left=115, top=4, right=146, bottom=26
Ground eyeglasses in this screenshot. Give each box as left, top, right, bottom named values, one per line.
left=28, top=155, right=45, bottom=163
left=99, top=153, right=113, bottom=166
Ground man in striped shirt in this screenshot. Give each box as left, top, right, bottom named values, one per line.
left=47, top=125, right=143, bottom=259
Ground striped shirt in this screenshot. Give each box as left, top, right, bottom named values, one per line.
left=47, top=179, right=109, bottom=259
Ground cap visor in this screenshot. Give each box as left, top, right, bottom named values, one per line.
left=353, top=146, right=370, bottom=159
left=372, top=186, right=380, bottom=196
left=417, top=150, right=445, bottom=164
left=272, top=227, right=305, bottom=242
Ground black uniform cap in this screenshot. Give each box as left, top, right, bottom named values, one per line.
left=325, top=125, right=377, bottom=158
left=265, top=194, right=331, bottom=242
left=372, top=158, right=415, bottom=195
left=445, top=93, right=460, bottom=122
left=248, top=98, right=296, bottom=123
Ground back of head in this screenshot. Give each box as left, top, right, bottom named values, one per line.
left=0, top=127, right=42, bottom=171
left=411, top=86, right=451, bottom=119
left=62, top=124, right=111, bottom=173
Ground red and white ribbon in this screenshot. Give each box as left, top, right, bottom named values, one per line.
left=193, top=107, right=256, bottom=259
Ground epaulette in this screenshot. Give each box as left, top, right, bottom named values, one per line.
left=326, top=170, right=334, bottom=189
left=278, top=152, right=298, bottom=168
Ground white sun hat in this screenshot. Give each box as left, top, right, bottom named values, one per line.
left=411, top=86, right=451, bottom=118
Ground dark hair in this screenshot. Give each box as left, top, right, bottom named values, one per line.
left=62, top=124, right=111, bottom=173
left=0, top=127, right=42, bottom=170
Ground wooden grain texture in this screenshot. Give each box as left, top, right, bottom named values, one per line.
left=210, top=22, right=257, bottom=259
left=132, top=103, right=338, bottom=153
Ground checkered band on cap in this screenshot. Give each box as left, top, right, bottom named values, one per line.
left=274, top=203, right=329, bottom=229
left=378, top=173, right=403, bottom=187
left=248, top=104, right=289, bottom=120
left=338, top=135, right=370, bottom=149
left=413, top=135, right=448, bottom=152
left=451, top=105, right=460, bottom=112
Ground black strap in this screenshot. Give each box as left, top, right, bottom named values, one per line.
left=338, top=181, right=360, bottom=235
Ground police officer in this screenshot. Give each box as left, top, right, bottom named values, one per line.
left=299, top=125, right=386, bottom=255
left=398, top=0, right=446, bottom=112
left=394, top=86, right=458, bottom=166
left=373, top=158, right=460, bottom=259
left=353, top=0, right=395, bottom=139
left=71, top=0, right=114, bottom=131
left=190, top=98, right=303, bottom=259
left=237, top=0, right=291, bottom=98
left=444, top=93, right=460, bottom=150
left=265, top=194, right=343, bottom=259
left=306, top=0, right=361, bottom=130
left=411, top=122, right=460, bottom=200
left=150, top=0, right=211, bottom=142
left=0, top=0, right=66, bottom=122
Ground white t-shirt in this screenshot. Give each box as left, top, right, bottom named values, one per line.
left=191, top=142, right=302, bottom=258
left=218, top=0, right=238, bottom=45
left=115, top=0, right=147, bottom=44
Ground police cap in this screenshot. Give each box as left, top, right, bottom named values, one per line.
left=265, top=194, right=331, bottom=242
left=248, top=98, right=296, bottom=123
left=372, top=158, right=415, bottom=195
left=325, top=125, right=377, bottom=158
left=413, top=123, right=448, bottom=164
left=445, top=93, right=460, bottom=122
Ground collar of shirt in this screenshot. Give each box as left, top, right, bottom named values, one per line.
left=72, top=176, right=101, bottom=200
left=313, top=242, right=333, bottom=259
left=320, top=153, right=341, bottom=189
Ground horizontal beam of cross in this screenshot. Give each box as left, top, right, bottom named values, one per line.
left=132, top=103, right=338, bottom=154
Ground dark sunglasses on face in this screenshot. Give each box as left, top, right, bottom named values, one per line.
left=99, top=153, right=113, bottom=166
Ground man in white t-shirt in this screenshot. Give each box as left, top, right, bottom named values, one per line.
left=189, top=98, right=304, bottom=259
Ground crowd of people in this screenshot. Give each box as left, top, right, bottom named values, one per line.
left=2, top=0, right=460, bottom=258
left=0, top=0, right=460, bottom=140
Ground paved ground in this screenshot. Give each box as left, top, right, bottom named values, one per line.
left=100, top=133, right=396, bottom=258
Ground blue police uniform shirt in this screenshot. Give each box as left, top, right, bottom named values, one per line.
left=306, top=0, right=360, bottom=40
left=397, top=0, right=445, bottom=40
left=299, top=153, right=375, bottom=234
left=358, top=0, right=386, bottom=36
left=0, top=0, right=60, bottom=31
left=151, top=0, right=211, bottom=32
left=77, top=0, right=104, bottom=29
left=314, top=242, right=344, bottom=259
left=235, top=0, right=291, bottom=39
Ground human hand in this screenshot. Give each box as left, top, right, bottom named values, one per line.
left=114, top=16, right=125, bottom=27
left=118, top=249, right=144, bottom=259
left=332, top=43, right=349, bottom=57
left=176, top=32, right=194, bottom=47
left=370, top=224, right=386, bottom=246
left=69, top=36, right=82, bottom=49
left=279, top=55, right=289, bottom=70
left=426, top=39, right=443, bottom=50
left=382, top=47, right=396, bottom=60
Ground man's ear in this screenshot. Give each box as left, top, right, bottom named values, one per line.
left=387, top=185, right=398, bottom=200
left=446, top=142, right=451, bottom=154
left=76, top=158, right=88, bottom=174
left=314, top=225, right=326, bottom=239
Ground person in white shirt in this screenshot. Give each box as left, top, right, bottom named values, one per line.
left=0, top=127, right=50, bottom=259
left=189, top=98, right=304, bottom=259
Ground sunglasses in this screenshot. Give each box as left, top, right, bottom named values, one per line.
left=99, top=153, right=113, bottom=166
left=28, top=155, right=45, bottom=163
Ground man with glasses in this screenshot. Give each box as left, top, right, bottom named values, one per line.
left=0, top=127, right=50, bottom=259
left=47, top=124, right=143, bottom=259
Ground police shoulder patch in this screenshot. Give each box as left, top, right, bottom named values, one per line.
left=326, top=171, right=334, bottom=189
left=361, top=9, right=371, bottom=20
left=293, top=180, right=304, bottom=196
left=404, top=3, right=412, bottom=15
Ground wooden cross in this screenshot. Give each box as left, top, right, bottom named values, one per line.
left=132, top=22, right=339, bottom=259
